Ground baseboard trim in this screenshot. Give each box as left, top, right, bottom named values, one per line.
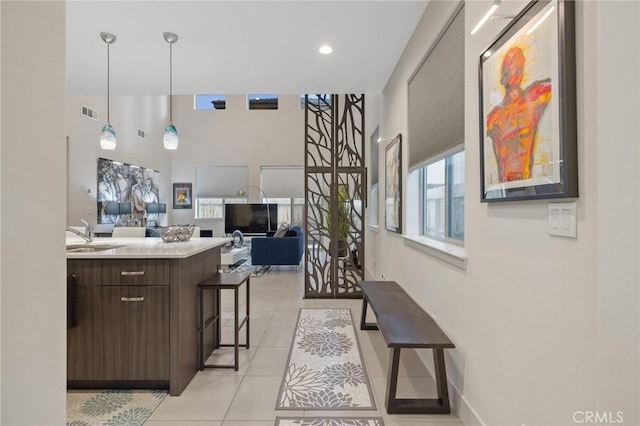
left=364, top=266, right=376, bottom=280
left=450, top=380, right=486, bottom=426
left=414, top=351, right=485, bottom=426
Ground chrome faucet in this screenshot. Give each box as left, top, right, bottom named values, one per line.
left=66, top=220, right=94, bottom=243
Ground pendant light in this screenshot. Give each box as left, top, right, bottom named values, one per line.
left=163, top=32, right=179, bottom=150
left=99, top=32, right=117, bottom=150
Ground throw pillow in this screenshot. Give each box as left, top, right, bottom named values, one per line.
left=274, top=224, right=290, bottom=238
left=284, top=229, right=298, bottom=237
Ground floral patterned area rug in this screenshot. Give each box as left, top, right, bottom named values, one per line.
left=276, top=417, right=384, bottom=426
left=66, top=389, right=166, bottom=426
left=276, top=308, right=376, bottom=410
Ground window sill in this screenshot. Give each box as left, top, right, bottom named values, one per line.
left=368, top=225, right=380, bottom=233
left=402, top=235, right=467, bottom=270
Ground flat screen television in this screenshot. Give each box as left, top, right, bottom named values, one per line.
left=225, top=203, right=277, bottom=235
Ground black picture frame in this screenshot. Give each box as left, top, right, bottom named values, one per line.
left=385, top=134, right=402, bottom=233
left=479, top=0, right=577, bottom=202
left=173, top=183, right=192, bottom=209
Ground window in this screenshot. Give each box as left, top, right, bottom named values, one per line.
left=263, top=197, right=305, bottom=228
left=420, top=150, right=464, bottom=242
left=248, top=94, right=278, bottom=110
left=260, top=166, right=305, bottom=227
left=195, top=165, right=249, bottom=219
left=196, top=197, right=247, bottom=220
left=195, top=94, right=226, bottom=110
left=300, top=93, right=331, bottom=109
left=196, top=198, right=223, bottom=219
left=405, top=4, right=465, bottom=250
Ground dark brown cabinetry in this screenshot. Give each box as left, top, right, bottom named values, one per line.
left=67, top=245, right=221, bottom=395
left=68, top=285, right=169, bottom=382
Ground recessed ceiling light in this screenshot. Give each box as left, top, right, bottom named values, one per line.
left=319, top=45, right=333, bottom=55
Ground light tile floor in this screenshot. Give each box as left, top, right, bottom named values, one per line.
left=145, top=267, right=463, bottom=426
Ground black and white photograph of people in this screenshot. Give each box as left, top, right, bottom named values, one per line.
left=96, top=158, right=159, bottom=225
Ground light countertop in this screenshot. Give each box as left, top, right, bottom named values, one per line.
left=66, top=237, right=232, bottom=259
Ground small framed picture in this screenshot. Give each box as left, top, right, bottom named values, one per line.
left=385, top=134, right=402, bottom=233
left=173, top=183, right=192, bottom=209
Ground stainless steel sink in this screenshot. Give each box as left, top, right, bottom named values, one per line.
left=66, top=243, right=125, bottom=252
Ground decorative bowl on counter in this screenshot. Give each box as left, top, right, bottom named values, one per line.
left=159, top=226, right=195, bottom=242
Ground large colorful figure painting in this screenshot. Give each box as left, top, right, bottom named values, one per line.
left=479, top=0, right=577, bottom=201
left=486, top=46, right=552, bottom=183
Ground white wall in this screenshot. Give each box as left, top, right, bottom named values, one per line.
left=68, top=94, right=307, bottom=234
left=595, top=1, right=639, bottom=420
left=171, top=93, right=380, bottom=236
left=371, top=1, right=639, bottom=425
left=364, top=94, right=382, bottom=280
left=1, top=2, right=67, bottom=424
left=67, top=95, right=172, bottom=227
left=0, top=2, right=3, bottom=420
left=68, top=93, right=380, bottom=237
left=169, top=94, right=304, bottom=235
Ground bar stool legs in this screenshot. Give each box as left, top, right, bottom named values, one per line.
left=198, top=272, right=250, bottom=371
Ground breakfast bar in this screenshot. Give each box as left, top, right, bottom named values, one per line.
left=66, top=237, right=231, bottom=396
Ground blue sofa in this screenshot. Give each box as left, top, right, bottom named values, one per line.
left=251, top=225, right=304, bottom=268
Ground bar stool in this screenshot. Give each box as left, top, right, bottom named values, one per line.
left=198, top=271, right=251, bottom=371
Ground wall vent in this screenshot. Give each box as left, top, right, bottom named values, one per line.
left=81, top=105, right=98, bottom=120
left=138, top=129, right=146, bottom=138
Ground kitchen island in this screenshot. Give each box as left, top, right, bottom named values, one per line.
left=67, top=237, right=231, bottom=396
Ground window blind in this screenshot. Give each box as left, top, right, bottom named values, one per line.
left=408, top=4, right=465, bottom=170
left=370, top=128, right=379, bottom=185
left=261, top=166, right=304, bottom=198
left=195, top=166, right=248, bottom=198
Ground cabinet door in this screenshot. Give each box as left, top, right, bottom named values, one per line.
left=68, top=285, right=102, bottom=380
left=68, top=285, right=169, bottom=381
left=118, top=286, right=169, bottom=380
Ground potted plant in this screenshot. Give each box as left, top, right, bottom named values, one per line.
left=326, top=200, right=350, bottom=257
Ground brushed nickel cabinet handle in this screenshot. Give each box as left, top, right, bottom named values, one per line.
left=120, top=271, right=145, bottom=276
left=121, top=297, right=144, bottom=302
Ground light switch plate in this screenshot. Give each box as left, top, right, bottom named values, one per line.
left=548, top=202, right=577, bottom=238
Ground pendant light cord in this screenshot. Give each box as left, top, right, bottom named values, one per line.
left=107, top=43, right=110, bottom=124
left=169, top=43, right=173, bottom=124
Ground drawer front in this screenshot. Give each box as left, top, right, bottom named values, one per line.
left=68, top=259, right=170, bottom=286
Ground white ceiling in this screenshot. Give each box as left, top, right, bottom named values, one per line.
left=66, top=1, right=428, bottom=96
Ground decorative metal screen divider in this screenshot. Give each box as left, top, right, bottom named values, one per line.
left=304, top=94, right=365, bottom=298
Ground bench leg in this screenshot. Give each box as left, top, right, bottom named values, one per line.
left=360, top=297, right=379, bottom=330
left=385, top=347, right=401, bottom=413
left=385, top=347, right=451, bottom=415
left=433, top=348, right=450, bottom=413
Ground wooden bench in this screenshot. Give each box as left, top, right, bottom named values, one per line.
left=359, top=280, right=455, bottom=414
